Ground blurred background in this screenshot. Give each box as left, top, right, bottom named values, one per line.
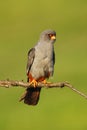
left=0, top=0, right=87, bottom=130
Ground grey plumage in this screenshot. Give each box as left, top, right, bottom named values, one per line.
left=26, top=48, right=35, bottom=79
left=27, top=29, right=56, bottom=79
left=20, top=29, right=56, bottom=105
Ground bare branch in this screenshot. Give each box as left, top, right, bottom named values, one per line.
left=0, top=80, right=87, bottom=99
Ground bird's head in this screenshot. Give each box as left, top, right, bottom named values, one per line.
left=39, top=29, right=56, bottom=44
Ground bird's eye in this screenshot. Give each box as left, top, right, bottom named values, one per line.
left=48, top=34, right=56, bottom=40
left=48, top=34, right=54, bottom=38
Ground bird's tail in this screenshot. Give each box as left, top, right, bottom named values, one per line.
left=19, top=87, right=41, bottom=105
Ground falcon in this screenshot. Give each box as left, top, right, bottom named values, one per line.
left=20, top=29, right=56, bottom=105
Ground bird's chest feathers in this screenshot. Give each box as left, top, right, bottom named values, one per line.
left=30, top=42, right=54, bottom=79
left=35, top=43, right=53, bottom=65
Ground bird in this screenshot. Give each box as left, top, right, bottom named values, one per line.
left=20, top=29, right=56, bottom=105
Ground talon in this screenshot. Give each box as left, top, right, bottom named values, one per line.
left=29, top=79, right=38, bottom=87
left=42, top=80, right=51, bottom=84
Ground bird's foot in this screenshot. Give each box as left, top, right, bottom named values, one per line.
left=29, top=79, right=38, bottom=87
left=42, top=79, right=51, bottom=84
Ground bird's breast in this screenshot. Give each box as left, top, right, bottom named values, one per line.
left=30, top=44, right=54, bottom=79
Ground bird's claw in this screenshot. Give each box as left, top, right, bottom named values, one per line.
left=42, top=80, right=51, bottom=84
left=29, top=79, right=38, bottom=87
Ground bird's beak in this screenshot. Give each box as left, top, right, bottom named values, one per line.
left=51, top=35, right=56, bottom=40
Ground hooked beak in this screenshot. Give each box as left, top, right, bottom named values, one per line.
left=50, top=35, right=56, bottom=40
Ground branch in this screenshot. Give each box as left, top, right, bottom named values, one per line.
left=0, top=80, right=87, bottom=99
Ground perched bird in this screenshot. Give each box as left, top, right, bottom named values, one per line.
left=20, top=29, right=56, bottom=105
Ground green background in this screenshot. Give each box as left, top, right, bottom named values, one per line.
left=0, top=0, right=87, bottom=130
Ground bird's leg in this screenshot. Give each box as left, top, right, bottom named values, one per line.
left=29, top=79, right=38, bottom=87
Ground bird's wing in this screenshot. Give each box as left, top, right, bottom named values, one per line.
left=26, top=48, right=35, bottom=75
left=53, top=50, right=55, bottom=65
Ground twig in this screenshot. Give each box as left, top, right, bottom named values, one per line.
left=0, top=80, right=87, bottom=99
